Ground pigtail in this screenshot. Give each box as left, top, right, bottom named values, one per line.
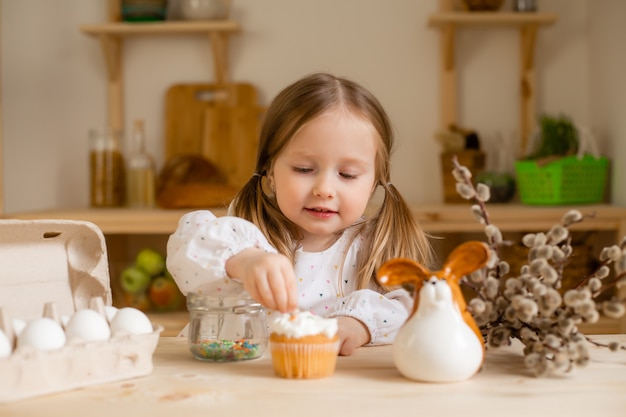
left=356, top=183, right=434, bottom=291
left=230, top=173, right=299, bottom=263
left=230, top=174, right=263, bottom=221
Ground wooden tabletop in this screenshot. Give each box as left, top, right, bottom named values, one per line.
left=1, top=335, right=626, bottom=417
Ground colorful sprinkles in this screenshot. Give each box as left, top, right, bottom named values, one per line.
left=190, top=339, right=262, bottom=362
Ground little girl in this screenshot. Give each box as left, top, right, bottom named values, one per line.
left=167, top=72, right=433, bottom=356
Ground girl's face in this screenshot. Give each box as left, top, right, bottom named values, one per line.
left=271, top=108, right=379, bottom=252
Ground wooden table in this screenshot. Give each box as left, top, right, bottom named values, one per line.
left=1, top=335, right=625, bottom=417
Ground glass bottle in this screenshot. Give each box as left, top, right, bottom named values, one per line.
left=89, top=128, right=126, bottom=207
left=126, top=119, right=157, bottom=208
left=186, top=292, right=268, bottom=362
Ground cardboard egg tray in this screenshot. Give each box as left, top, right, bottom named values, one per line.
left=0, top=219, right=162, bottom=403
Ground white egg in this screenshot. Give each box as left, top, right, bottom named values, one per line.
left=18, top=318, right=66, bottom=351
left=12, top=319, right=26, bottom=336
left=110, top=307, right=153, bottom=335
left=65, top=309, right=111, bottom=342
left=0, top=329, right=12, bottom=358
left=104, top=305, right=118, bottom=322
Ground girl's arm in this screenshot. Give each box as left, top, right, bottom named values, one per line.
left=166, top=210, right=277, bottom=297
left=332, top=288, right=412, bottom=346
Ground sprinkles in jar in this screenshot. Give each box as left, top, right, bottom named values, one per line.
left=186, top=293, right=268, bottom=362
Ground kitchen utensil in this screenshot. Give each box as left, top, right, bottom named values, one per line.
left=164, top=83, right=263, bottom=189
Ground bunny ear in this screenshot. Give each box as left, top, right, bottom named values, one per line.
left=377, top=258, right=431, bottom=287
left=442, top=241, right=490, bottom=282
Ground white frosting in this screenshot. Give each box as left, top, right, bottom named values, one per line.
left=270, top=311, right=338, bottom=339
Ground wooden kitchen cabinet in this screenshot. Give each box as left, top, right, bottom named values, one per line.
left=428, top=0, right=557, bottom=154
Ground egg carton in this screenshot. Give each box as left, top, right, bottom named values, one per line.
left=0, top=219, right=162, bottom=403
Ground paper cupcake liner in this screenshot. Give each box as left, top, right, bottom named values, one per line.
left=269, top=340, right=340, bottom=379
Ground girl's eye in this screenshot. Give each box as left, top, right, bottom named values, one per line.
left=340, top=172, right=358, bottom=180
left=293, top=167, right=313, bottom=174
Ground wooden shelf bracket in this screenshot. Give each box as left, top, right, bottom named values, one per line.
left=519, top=24, right=538, bottom=154
left=208, top=31, right=230, bottom=84
left=98, top=34, right=124, bottom=132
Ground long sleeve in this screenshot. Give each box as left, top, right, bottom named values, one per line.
left=331, top=288, right=412, bottom=345
left=166, top=210, right=277, bottom=297
left=292, top=228, right=413, bottom=345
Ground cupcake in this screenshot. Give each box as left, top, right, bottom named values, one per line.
left=269, top=311, right=340, bottom=379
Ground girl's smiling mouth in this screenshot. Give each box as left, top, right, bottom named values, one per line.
left=305, top=207, right=337, bottom=218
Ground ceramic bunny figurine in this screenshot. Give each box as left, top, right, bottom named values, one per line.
left=377, top=241, right=490, bottom=383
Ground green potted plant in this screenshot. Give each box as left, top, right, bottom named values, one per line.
left=527, top=114, right=579, bottom=160
left=514, top=114, right=609, bottom=205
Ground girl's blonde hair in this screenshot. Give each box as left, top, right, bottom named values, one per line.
left=230, top=72, right=433, bottom=291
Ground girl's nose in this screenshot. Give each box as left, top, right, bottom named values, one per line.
left=313, top=175, right=335, bottom=199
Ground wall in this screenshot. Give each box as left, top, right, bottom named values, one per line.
left=589, top=0, right=626, bottom=206
left=0, top=0, right=616, bottom=214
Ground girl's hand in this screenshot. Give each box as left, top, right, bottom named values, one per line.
left=225, top=248, right=298, bottom=313
left=336, top=316, right=371, bottom=356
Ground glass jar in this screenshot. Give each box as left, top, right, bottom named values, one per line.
left=89, top=128, right=126, bottom=207
left=187, top=293, right=268, bottom=362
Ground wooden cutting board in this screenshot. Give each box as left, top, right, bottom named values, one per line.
left=164, top=83, right=264, bottom=189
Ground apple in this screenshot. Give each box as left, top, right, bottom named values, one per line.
left=148, top=275, right=183, bottom=311
left=120, top=265, right=151, bottom=294
left=123, top=291, right=152, bottom=312
left=136, top=248, right=165, bottom=276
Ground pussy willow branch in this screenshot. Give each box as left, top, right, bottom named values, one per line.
left=451, top=155, right=493, bottom=227
left=450, top=155, right=626, bottom=375
left=595, top=272, right=626, bottom=298
left=584, top=335, right=626, bottom=351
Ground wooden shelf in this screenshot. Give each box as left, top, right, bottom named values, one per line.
left=428, top=11, right=558, bottom=27
left=3, top=207, right=222, bottom=235
left=5, top=204, right=626, bottom=236
left=79, top=20, right=240, bottom=133
left=80, top=20, right=240, bottom=35
left=428, top=6, right=558, bottom=155
left=414, top=204, right=626, bottom=236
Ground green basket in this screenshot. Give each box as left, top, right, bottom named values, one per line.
left=514, top=155, right=608, bottom=205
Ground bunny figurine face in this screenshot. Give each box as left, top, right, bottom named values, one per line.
left=377, top=241, right=490, bottom=382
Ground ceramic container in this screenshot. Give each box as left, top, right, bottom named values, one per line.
left=179, top=0, right=231, bottom=20
left=377, top=241, right=490, bottom=383
left=392, top=278, right=484, bottom=382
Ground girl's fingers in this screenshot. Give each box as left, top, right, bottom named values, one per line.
left=283, top=268, right=298, bottom=312
left=254, top=275, right=278, bottom=311
left=237, top=252, right=297, bottom=312
left=267, top=266, right=295, bottom=313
